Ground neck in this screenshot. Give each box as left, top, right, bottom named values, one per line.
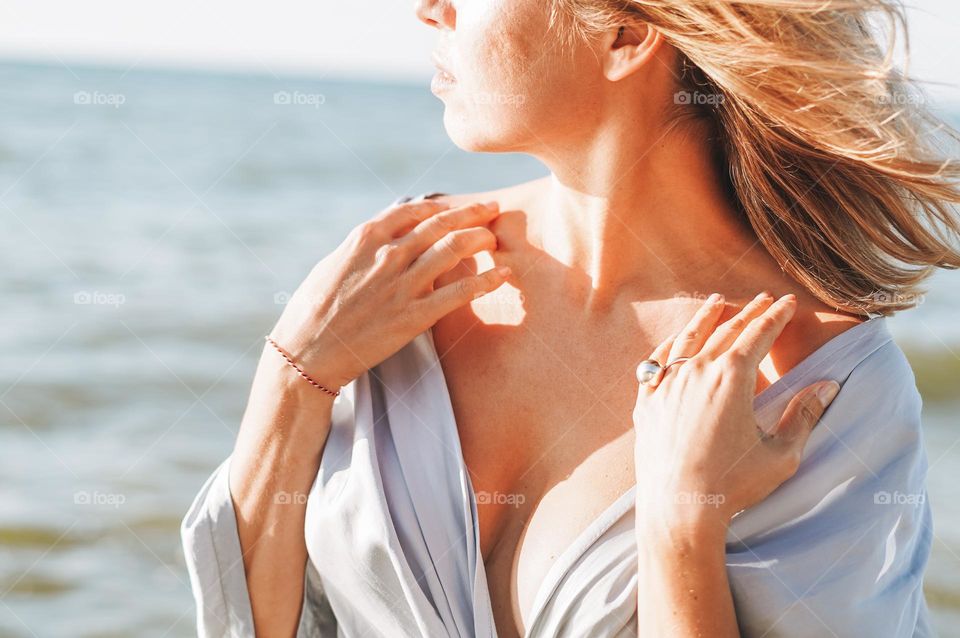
left=530, top=119, right=763, bottom=311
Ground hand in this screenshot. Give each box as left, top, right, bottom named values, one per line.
left=268, top=198, right=510, bottom=392
left=632, top=292, right=841, bottom=534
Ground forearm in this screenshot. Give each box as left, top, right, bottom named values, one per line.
left=229, top=344, right=337, bottom=637
left=636, top=512, right=739, bottom=638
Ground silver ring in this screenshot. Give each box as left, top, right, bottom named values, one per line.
left=636, top=359, right=664, bottom=386
left=636, top=356, right=692, bottom=386
left=664, top=356, right=692, bottom=370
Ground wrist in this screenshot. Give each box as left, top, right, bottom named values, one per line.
left=253, top=344, right=341, bottom=416
left=636, top=501, right=730, bottom=549
left=261, top=336, right=349, bottom=393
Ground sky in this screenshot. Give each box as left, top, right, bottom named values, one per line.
left=0, top=0, right=958, bottom=103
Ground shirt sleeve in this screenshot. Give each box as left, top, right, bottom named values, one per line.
left=725, top=341, right=934, bottom=638
left=180, top=456, right=339, bottom=637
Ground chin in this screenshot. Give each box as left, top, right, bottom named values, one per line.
left=441, top=105, right=528, bottom=154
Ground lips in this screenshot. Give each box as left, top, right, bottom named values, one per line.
left=431, top=51, right=456, bottom=80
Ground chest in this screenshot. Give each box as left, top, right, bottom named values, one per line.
left=433, top=321, right=641, bottom=637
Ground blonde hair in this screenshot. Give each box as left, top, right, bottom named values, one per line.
left=552, top=0, right=960, bottom=315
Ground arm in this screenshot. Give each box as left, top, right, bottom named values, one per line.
left=179, top=352, right=342, bottom=638
left=183, top=196, right=511, bottom=637
left=632, top=293, right=840, bottom=636
left=636, top=517, right=737, bottom=637
left=227, top=347, right=337, bottom=637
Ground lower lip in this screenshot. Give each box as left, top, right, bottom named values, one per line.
left=431, top=69, right=457, bottom=94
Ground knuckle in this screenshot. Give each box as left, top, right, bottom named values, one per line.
left=799, top=400, right=821, bottom=424
left=443, top=231, right=470, bottom=254
left=726, top=317, right=746, bottom=332
left=754, top=315, right=777, bottom=332
left=455, top=277, right=477, bottom=298
left=374, top=242, right=405, bottom=267
left=430, top=214, right=454, bottom=234
left=353, top=220, right=381, bottom=244
left=722, top=348, right=750, bottom=367
left=449, top=228, right=494, bottom=255
left=400, top=204, right=428, bottom=226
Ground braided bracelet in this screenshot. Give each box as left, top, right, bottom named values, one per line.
left=264, top=336, right=341, bottom=397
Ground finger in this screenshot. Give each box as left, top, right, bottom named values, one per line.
left=407, top=227, right=498, bottom=284
left=395, top=201, right=500, bottom=257
left=727, top=295, right=797, bottom=366
left=666, top=293, right=726, bottom=363
left=767, top=380, right=840, bottom=466
left=640, top=333, right=676, bottom=390
left=698, top=292, right=775, bottom=359
left=425, top=265, right=512, bottom=317
left=373, top=198, right=451, bottom=238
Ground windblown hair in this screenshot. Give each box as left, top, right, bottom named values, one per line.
left=552, top=0, right=960, bottom=315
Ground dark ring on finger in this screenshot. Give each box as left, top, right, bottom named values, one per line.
left=391, top=191, right=449, bottom=206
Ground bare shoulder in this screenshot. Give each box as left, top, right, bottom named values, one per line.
left=429, top=176, right=548, bottom=211
left=427, top=178, right=546, bottom=349
left=764, top=297, right=867, bottom=385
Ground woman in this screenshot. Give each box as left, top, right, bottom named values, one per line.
left=182, top=0, right=959, bottom=636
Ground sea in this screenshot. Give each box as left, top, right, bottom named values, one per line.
left=0, top=59, right=958, bottom=637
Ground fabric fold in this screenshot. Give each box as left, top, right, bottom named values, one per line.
left=181, top=457, right=339, bottom=637
left=183, top=313, right=934, bottom=637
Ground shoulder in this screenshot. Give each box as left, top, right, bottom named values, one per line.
left=739, top=313, right=926, bottom=523
left=427, top=178, right=546, bottom=338
left=425, top=176, right=548, bottom=217
left=727, top=320, right=931, bottom=636
left=756, top=312, right=923, bottom=490
left=760, top=296, right=869, bottom=391
left=804, top=312, right=921, bottom=427
left=829, top=321, right=922, bottom=434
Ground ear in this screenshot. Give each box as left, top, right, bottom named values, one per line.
left=602, top=24, right=664, bottom=82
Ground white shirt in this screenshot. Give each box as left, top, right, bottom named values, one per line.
left=182, top=314, right=934, bottom=637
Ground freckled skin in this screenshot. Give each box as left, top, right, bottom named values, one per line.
left=438, top=1, right=604, bottom=153
left=224, top=1, right=872, bottom=635
left=416, top=2, right=866, bottom=637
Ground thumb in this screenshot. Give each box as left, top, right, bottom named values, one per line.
left=772, top=380, right=841, bottom=444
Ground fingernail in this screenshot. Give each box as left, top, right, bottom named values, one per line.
left=815, top=381, right=840, bottom=408
left=496, top=266, right=512, bottom=277
left=485, top=201, right=500, bottom=211
left=707, top=292, right=722, bottom=304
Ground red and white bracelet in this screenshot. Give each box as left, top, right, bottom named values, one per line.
left=264, top=335, right=341, bottom=397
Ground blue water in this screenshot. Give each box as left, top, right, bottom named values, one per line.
left=0, top=59, right=957, bottom=636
